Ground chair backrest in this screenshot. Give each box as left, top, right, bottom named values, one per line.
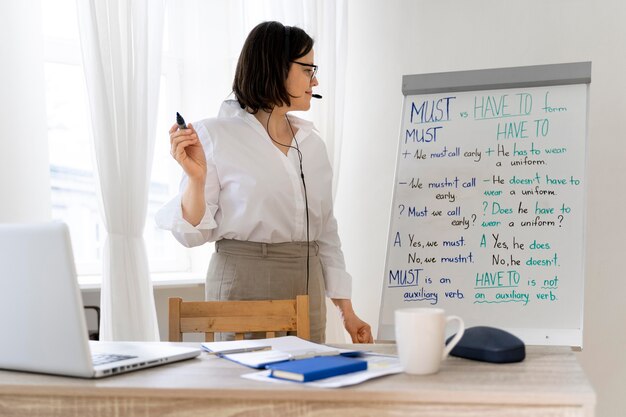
left=168, top=295, right=310, bottom=342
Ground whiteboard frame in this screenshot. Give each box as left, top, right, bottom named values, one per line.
left=402, top=62, right=591, bottom=95
left=378, top=62, right=592, bottom=347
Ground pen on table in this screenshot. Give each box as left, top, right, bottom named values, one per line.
left=176, top=112, right=187, bottom=129
left=289, top=350, right=341, bottom=360
left=206, top=345, right=272, bottom=356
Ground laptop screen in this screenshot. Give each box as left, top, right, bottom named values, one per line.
left=0, top=222, right=95, bottom=376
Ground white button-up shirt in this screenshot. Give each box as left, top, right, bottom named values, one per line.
left=156, top=100, right=351, bottom=299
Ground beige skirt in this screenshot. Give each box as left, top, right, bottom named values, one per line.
left=205, top=239, right=326, bottom=343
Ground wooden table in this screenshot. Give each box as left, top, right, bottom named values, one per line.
left=0, top=344, right=595, bottom=417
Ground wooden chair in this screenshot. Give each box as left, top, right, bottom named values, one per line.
left=168, top=295, right=310, bottom=342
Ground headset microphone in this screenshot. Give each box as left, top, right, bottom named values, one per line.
left=312, top=94, right=323, bottom=99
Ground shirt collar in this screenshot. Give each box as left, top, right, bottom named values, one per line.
left=218, top=99, right=314, bottom=140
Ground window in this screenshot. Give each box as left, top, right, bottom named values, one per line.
left=42, top=0, right=190, bottom=279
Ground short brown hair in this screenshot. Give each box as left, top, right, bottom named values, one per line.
left=232, top=21, right=314, bottom=114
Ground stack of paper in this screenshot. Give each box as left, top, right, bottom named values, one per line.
left=202, top=336, right=403, bottom=388
left=201, top=336, right=359, bottom=369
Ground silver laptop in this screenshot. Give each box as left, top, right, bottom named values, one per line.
left=0, top=222, right=200, bottom=378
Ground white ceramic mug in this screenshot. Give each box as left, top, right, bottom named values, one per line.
left=394, top=307, right=465, bottom=375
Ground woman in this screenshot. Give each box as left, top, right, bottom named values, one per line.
left=156, top=21, right=372, bottom=344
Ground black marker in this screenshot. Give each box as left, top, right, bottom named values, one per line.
left=176, top=112, right=187, bottom=129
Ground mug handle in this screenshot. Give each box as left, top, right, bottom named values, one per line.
left=442, top=315, right=465, bottom=359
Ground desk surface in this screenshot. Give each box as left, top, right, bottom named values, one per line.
left=0, top=344, right=595, bottom=417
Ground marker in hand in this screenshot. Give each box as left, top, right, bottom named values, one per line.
left=176, top=112, right=187, bottom=130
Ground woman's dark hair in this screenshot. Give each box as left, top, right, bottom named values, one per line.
left=233, top=21, right=314, bottom=113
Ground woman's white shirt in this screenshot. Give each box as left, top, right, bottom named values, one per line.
left=156, top=100, right=351, bottom=299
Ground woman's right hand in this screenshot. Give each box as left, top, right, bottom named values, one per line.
left=169, top=122, right=207, bottom=182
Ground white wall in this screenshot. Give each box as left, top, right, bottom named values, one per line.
left=0, top=0, right=51, bottom=222
left=336, top=1, right=626, bottom=416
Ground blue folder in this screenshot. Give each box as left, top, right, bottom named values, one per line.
left=267, top=356, right=367, bottom=382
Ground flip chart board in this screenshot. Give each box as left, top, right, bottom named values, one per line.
left=377, top=62, right=591, bottom=346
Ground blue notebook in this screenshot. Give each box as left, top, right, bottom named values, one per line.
left=267, top=356, right=367, bottom=382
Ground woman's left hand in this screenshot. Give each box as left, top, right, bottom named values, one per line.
left=342, top=311, right=374, bottom=344
left=332, top=298, right=374, bottom=343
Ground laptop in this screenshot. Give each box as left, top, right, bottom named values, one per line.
left=0, top=222, right=201, bottom=378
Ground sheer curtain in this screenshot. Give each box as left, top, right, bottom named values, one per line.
left=77, top=0, right=165, bottom=341
left=166, top=0, right=350, bottom=342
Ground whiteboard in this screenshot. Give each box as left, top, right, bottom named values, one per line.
left=378, top=63, right=591, bottom=347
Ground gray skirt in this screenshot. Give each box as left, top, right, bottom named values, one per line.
left=205, top=239, right=326, bottom=343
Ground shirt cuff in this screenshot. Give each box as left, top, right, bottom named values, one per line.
left=322, top=265, right=352, bottom=299
left=155, top=194, right=218, bottom=234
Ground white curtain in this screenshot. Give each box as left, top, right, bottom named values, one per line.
left=308, top=0, right=349, bottom=197
left=77, top=0, right=165, bottom=341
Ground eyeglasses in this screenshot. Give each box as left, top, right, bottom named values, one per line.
left=291, top=61, right=318, bottom=80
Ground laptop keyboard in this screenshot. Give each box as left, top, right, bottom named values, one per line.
left=92, top=353, right=137, bottom=366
